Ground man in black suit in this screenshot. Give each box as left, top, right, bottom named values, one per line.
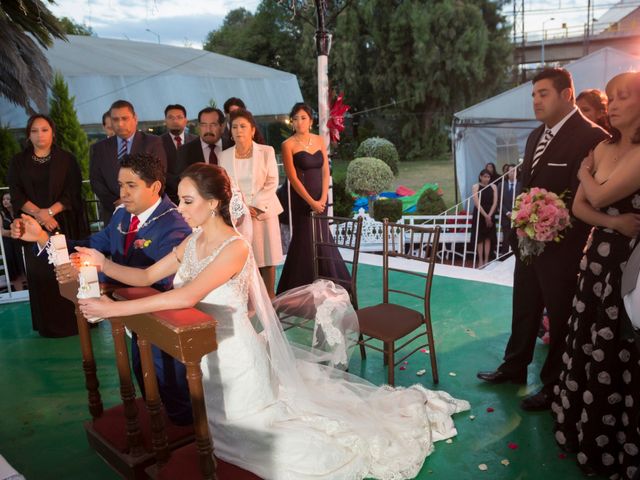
left=175, top=107, right=225, bottom=177
left=222, top=97, right=245, bottom=150
left=477, top=68, right=609, bottom=410
left=498, top=163, right=519, bottom=256
left=161, top=104, right=197, bottom=204
left=89, top=99, right=167, bottom=225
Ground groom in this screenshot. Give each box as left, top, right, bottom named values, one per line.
left=477, top=68, right=609, bottom=410
left=15, top=152, right=193, bottom=425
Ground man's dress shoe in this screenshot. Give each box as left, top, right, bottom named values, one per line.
left=520, top=389, right=552, bottom=411
left=477, top=370, right=527, bottom=385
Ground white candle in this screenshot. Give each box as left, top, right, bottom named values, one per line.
left=50, top=233, right=70, bottom=265
left=78, top=264, right=102, bottom=323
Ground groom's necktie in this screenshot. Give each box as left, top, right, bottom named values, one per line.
left=124, top=215, right=139, bottom=255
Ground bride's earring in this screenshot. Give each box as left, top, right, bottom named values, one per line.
left=210, top=209, right=217, bottom=217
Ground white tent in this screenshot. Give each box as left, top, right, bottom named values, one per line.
left=453, top=47, right=640, bottom=200
left=0, top=35, right=303, bottom=128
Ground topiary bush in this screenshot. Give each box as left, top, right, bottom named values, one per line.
left=331, top=176, right=355, bottom=218
left=354, top=137, right=400, bottom=175
left=345, top=157, right=393, bottom=196
left=0, top=126, right=20, bottom=187
left=372, top=198, right=403, bottom=222
left=416, top=188, right=446, bottom=215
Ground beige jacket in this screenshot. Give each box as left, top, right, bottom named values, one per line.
left=220, top=142, right=283, bottom=220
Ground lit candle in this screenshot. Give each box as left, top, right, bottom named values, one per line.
left=50, top=233, right=70, bottom=265
left=77, top=263, right=102, bottom=323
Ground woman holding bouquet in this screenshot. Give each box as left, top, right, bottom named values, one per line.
left=470, top=169, right=497, bottom=267
left=552, top=72, right=640, bottom=479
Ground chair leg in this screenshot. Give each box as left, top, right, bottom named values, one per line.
left=425, top=324, right=438, bottom=384
left=383, top=342, right=389, bottom=366
left=386, top=346, right=395, bottom=386
left=358, top=334, right=366, bottom=360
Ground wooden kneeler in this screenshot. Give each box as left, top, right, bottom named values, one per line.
left=113, top=287, right=261, bottom=480
left=56, top=267, right=193, bottom=479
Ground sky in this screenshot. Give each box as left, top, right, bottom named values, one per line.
left=49, top=0, right=260, bottom=49
left=49, top=0, right=628, bottom=49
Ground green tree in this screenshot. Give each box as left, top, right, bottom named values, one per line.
left=0, top=0, right=66, bottom=113
left=0, top=127, right=21, bottom=187
left=48, top=73, right=90, bottom=181
left=58, top=16, right=94, bottom=36
left=203, top=0, right=511, bottom=159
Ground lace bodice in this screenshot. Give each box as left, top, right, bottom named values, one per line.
left=175, top=231, right=252, bottom=305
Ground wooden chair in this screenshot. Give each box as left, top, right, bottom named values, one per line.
left=113, top=287, right=261, bottom=480
left=56, top=267, right=193, bottom=479
left=356, top=220, right=441, bottom=386
left=275, top=215, right=363, bottom=334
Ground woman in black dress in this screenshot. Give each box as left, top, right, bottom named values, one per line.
left=470, top=169, right=497, bottom=268
left=8, top=114, right=88, bottom=337
left=552, top=72, right=640, bottom=479
left=276, top=103, right=350, bottom=295
left=1, top=192, right=26, bottom=291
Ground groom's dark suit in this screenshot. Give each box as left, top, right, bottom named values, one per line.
left=499, top=110, right=609, bottom=390
left=71, top=195, right=193, bottom=425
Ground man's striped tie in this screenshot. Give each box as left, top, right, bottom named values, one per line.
left=118, top=139, right=128, bottom=160
left=531, top=129, right=553, bottom=173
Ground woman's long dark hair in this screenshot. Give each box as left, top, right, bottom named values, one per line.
left=180, top=163, right=234, bottom=227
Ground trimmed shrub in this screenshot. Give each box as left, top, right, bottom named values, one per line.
left=345, top=157, right=393, bottom=196
left=331, top=176, right=355, bottom=218
left=372, top=198, right=403, bottom=222
left=0, top=126, right=20, bottom=187
left=355, top=137, right=400, bottom=175
left=416, top=188, right=446, bottom=215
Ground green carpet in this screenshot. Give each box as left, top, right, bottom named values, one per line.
left=0, top=265, right=585, bottom=479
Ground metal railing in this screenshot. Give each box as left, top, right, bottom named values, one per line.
left=344, top=165, right=521, bottom=270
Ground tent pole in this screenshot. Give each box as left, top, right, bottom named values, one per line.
left=452, top=117, right=459, bottom=205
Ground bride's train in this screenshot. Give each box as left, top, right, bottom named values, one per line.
left=176, top=232, right=469, bottom=480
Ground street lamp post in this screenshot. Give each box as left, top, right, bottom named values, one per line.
left=541, top=17, right=555, bottom=64
left=145, top=28, right=160, bottom=44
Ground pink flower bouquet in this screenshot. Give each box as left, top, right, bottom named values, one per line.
left=511, top=187, right=571, bottom=263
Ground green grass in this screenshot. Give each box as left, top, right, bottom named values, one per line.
left=332, top=159, right=458, bottom=209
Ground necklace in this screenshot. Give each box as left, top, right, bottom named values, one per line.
left=293, top=134, right=313, bottom=150
left=116, top=208, right=177, bottom=235
left=32, top=152, right=51, bottom=164
left=235, top=146, right=253, bottom=159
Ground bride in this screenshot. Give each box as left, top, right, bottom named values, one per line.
left=75, top=163, right=469, bottom=480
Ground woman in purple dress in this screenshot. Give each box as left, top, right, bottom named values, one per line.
left=276, top=103, right=350, bottom=295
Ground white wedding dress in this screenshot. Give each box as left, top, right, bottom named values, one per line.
left=174, top=231, right=470, bottom=480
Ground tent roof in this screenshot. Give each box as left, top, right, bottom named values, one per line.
left=0, top=35, right=303, bottom=127
left=455, top=47, right=640, bottom=121
left=594, top=1, right=640, bottom=34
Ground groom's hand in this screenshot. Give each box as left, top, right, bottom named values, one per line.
left=12, top=214, right=49, bottom=246
left=55, top=263, right=79, bottom=285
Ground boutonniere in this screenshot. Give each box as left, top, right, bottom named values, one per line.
left=133, top=239, right=152, bottom=249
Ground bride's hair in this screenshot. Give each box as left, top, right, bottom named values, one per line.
left=180, top=163, right=233, bottom=227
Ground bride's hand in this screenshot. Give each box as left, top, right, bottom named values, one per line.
left=79, top=295, right=115, bottom=318
left=74, top=246, right=106, bottom=271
